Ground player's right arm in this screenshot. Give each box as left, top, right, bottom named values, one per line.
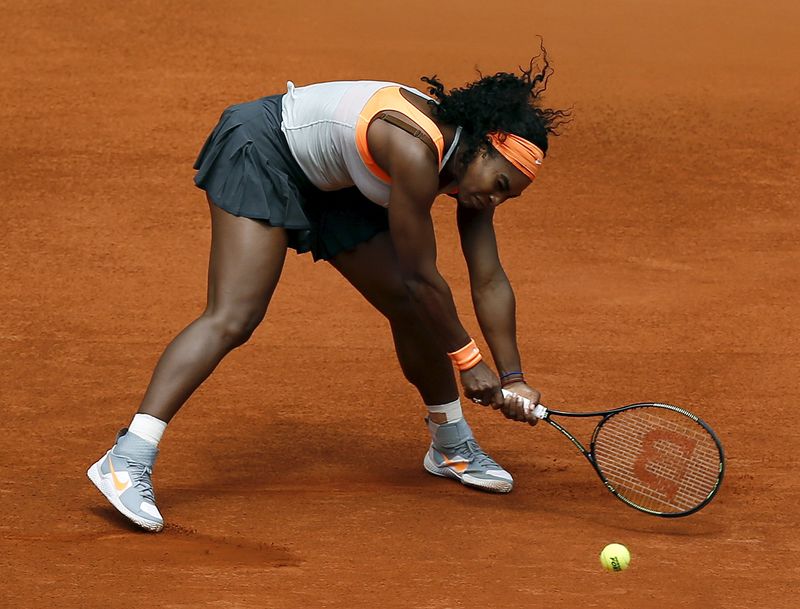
left=383, top=143, right=502, bottom=405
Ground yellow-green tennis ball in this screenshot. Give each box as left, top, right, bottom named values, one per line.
left=599, top=543, right=631, bottom=572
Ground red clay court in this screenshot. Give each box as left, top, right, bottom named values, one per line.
left=2, top=1, right=798, bottom=607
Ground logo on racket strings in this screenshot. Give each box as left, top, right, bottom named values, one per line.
left=633, top=430, right=698, bottom=502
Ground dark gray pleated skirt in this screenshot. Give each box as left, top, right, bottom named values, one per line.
left=193, top=94, right=389, bottom=261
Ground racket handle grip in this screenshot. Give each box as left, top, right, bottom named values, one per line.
left=501, top=389, right=548, bottom=419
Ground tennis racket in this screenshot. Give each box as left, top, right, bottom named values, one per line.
left=501, top=389, right=725, bottom=517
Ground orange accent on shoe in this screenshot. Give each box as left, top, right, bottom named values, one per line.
left=441, top=456, right=469, bottom=474
left=108, top=457, right=129, bottom=492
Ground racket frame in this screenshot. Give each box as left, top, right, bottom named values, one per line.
left=520, top=397, right=726, bottom=517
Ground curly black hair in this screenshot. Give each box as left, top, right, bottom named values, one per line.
left=420, top=44, right=570, bottom=169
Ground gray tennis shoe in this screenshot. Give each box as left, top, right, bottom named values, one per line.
left=423, top=418, right=514, bottom=493
left=87, top=429, right=163, bottom=532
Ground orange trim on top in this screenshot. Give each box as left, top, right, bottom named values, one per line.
left=356, top=87, right=445, bottom=184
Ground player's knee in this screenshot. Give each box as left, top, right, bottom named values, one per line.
left=379, top=282, right=417, bottom=322
left=205, top=308, right=264, bottom=348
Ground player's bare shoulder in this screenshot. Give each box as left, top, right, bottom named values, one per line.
left=367, top=118, right=439, bottom=187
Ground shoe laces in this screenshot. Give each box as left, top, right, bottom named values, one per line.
left=123, top=458, right=156, bottom=503
left=450, top=438, right=500, bottom=469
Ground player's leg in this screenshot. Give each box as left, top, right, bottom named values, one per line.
left=329, top=231, right=514, bottom=493
left=87, top=197, right=290, bottom=531
left=331, top=231, right=456, bottom=405
left=137, top=198, right=289, bottom=422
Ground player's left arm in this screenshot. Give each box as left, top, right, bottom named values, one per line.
left=456, top=204, right=540, bottom=424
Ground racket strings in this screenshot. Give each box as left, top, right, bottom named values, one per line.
left=593, top=408, right=721, bottom=513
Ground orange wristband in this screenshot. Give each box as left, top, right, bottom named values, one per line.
left=447, top=338, right=483, bottom=371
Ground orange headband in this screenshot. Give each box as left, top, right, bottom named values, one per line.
left=488, top=132, right=545, bottom=181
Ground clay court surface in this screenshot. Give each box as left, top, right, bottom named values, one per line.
left=2, top=1, right=798, bottom=607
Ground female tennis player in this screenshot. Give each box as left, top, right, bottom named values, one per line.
left=87, top=51, right=568, bottom=531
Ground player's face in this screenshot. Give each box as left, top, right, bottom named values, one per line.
left=456, top=147, right=532, bottom=210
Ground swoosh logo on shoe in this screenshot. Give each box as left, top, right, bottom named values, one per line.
left=441, top=456, right=468, bottom=473
left=108, top=457, right=130, bottom=492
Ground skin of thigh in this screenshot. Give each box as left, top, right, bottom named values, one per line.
left=135, top=197, right=290, bottom=421
left=330, top=231, right=458, bottom=405
left=205, top=196, right=289, bottom=325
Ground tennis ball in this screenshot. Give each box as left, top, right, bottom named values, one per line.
left=599, top=543, right=631, bottom=572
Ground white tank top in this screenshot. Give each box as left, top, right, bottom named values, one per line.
left=280, top=80, right=458, bottom=206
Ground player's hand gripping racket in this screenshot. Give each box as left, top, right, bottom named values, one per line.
left=502, top=390, right=725, bottom=517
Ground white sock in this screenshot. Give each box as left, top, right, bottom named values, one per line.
left=128, top=413, right=167, bottom=447
left=426, top=398, right=463, bottom=431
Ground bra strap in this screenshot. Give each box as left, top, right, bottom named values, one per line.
left=376, top=113, right=461, bottom=174
left=375, top=112, right=439, bottom=160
